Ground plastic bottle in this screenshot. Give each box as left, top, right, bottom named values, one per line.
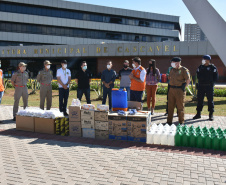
left=146, top=129, right=155, bottom=144
left=220, top=135, right=226, bottom=151
left=197, top=133, right=204, bottom=148
left=182, top=131, right=190, bottom=147
left=160, top=130, right=169, bottom=145
left=167, top=131, right=176, bottom=146
left=189, top=132, right=197, bottom=148
left=204, top=133, right=212, bottom=150
left=212, top=134, right=220, bottom=150
left=175, top=131, right=183, bottom=146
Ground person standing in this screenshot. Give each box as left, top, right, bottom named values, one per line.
left=119, top=60, right=133, bottom=101
left=37, top=60, right=53, bottom=110
left=101, top=61, right=116, bottom=110
left=57, top=60, right=71, bottom=116
left=167, top=57, right=190, bottom=125
left=11, top=62, right=29, bottom=121
left=193, top=55, right=218, bottom=121
left=0, top=61, right=5, bottom=123
left=146, top=59, right=161, bottom=114
left=129, top=57, right=146, bottom=102
left=75, top=61, right=92, bottom=104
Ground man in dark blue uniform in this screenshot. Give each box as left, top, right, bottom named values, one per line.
left=193, top=55, right=218, bottom=121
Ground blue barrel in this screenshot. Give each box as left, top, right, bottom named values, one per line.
left=111, top=89, right=128, bottom=111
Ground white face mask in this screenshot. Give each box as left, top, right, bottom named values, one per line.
left=202, top=60, right=206, bottom=65
left=107, top=65, right=111, bottom=69
left=20, top=67, right=26, bottom=71
left=132, top=64, right=136, bottom=68
left=63, top=64, right=67, bottom=69
left=171, top=62, right=176, bottom=68
left=46, top=65, right=50, bottom=69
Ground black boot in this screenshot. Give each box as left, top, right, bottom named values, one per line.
left=193, top=111, right=201, bottom=119
left=209, top=112, right=214, bottom=121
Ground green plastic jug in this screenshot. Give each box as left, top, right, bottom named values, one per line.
left=197, top=133, right=204, bottom=148
left=212, top=134, right=220, bottom=150
left=204, top=134, right=212, bottom=150
left=182, top=131, right=190, bottom=147
left=220, top=135, right=226, bottom=151
left=175, top=131, right=183, bottom=146
left=189, top=132, right=197, bottom=148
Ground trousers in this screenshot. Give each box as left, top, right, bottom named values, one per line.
left=13, top=86, right=28, bottom=117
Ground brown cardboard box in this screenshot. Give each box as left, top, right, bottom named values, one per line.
left=35, top=117, right=55, bottom=134
left=128, top=101, right=142, bottom=110
left=94, top=111, right=108, bottom=121
left=95, top=130, right=109, bottom=140
left=69, top=106, right=81, bottom=122
left=81, top=119, right=95, bottom=129
left=69, top=121, right=82, bottom=137
left=81, top=110, right=94, bottom=120
left=95, top=121, right=108, bottom=130
left=16, top=115, right=35, bottom=132
left=108, top=113, right=127, bottom=136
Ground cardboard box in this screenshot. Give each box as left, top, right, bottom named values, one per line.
left=81, top=110, right=95, bottom=120
left=81, top=119, right=95, bottom=129
left=35, top=117, right=55, bottom=134
left=95, top=121, right=108, bottom=130
left=69, top=106, right=81, bottom=122
left=16, top=115, right=35, bottom=132
left=69, top=121, right=82, bottom=137
left=95, top=111, right=108, bottom=121
left=82, top=128, right=95, bottom=138
left=128, top=101, right=142, bottom=110
left=95, top=130, right=109, bottom=140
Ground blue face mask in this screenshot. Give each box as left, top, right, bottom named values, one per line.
left=82, top=66, right=87, bottom=70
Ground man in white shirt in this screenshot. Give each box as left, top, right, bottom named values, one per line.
left=57, top=60, right=71, bottom=116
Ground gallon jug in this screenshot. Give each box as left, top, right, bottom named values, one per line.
left=146, top=129, right=155, bottom=144
left=111, top=88, right=128, bottom=111
left=189, top=132, right=197, bottom=148
left=197, top=133, right=204, bottom=148
left=212, top=134, right=220, bottom=150
left=175, top=131, right=183, bottom=146
left=182, top=131, right=190, bottom=147
left=167, top=131, right=176, bottom=146
left=220, top=135, right=226, bottom=151
left=204, top=134, right=212, bottom=150
left=160, top=130, right=169, bottom=145
left=153, top=130, right=162, bottom=145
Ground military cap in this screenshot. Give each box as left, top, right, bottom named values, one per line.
left=18, top=62, right=27, bottom=67
left=44, top=60, right=52, bottom=65
left=203, top=55, right=211, bottom=60
left=171, top=57, right=181, bottom=62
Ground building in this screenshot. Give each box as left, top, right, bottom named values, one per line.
left=184, top=24, right=208, bottom=41
left=0, top=0, right=180, bottom=47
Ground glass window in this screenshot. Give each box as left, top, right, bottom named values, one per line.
left=5, top=23, right=12, bottom=32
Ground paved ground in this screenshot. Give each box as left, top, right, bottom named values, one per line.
left=0, top=105, right=226, bottom=185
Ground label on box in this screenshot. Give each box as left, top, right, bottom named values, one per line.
left=81, top=110, right=94, bottom=120
left=69, top=106, right=81, bottom=122
left=95, top=111, right=108, bottom=121
left=69, top=122, right=82, bottom=137
left=81, top=119, right=95, bottom=129
left=82, top=128, right=95, bottom=138
left=95, top=130, right=108, bottom=140
left=95, top=121, right=108, bottom=130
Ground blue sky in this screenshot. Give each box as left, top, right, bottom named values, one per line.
left=67, top=0, right=226, bottom=40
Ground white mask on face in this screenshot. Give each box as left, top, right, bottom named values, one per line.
left=46, top=65, right=50, bottom=69
left=171, top=62, right=176, bottom=68
left=63, top=64, right=67, bottom=68
left=132, top=64, right=136, bottom=68
left=202, top=60, right=206, bottom=65
left=20, top=67, right=26, bottom=71
left=107, top=65, right=111, bottom=69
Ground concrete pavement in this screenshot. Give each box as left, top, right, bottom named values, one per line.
left=0, top=105, right=225, bottom=185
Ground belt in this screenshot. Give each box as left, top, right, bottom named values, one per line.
left=15, top=85, right=26, bottom=87
left=41, top=83, right=51, bottom=86
left=170, top=85, right=182, bottom=88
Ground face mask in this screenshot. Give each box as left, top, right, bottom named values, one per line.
left=107, top=65, right=111, bottom=69
left=46, top=65, right=50, bottom=69
left=132, top=64, right=136, bottom=68
left=149, top=64, right=153, bottom=68
left=63, top=64, right=67, bottom=68
left=202, top=60, right=206, bottom=65
left=123, top=64, right=128, bottom=68
left=171, top=63, right=176, bottom=68
left=82, top=66, right=87, bottom=70
left=0, top=64, right=1, bottom=68
left=20, top=67, right=26, bottom=71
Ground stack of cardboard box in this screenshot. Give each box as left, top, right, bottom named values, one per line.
left=69, top=106, right=82, bottom=137
left=81, top=109, right=95, bottom=138
left=108, top=113, right=128, bottom=140
left=94, top=111, right=109, bottom=139
left=127, top=113, right=151, bottom=142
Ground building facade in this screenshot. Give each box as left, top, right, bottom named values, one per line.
left=184, top=24, right=208, bottom=41
left=0, top=0, right=180, bottom=47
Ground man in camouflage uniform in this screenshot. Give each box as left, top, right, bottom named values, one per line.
left=37, top=60, right=53, bottom=110
left=11, top=62, right=29, bottom=121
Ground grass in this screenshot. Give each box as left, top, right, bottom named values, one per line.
left=1, top=89, right=226, bottom=116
